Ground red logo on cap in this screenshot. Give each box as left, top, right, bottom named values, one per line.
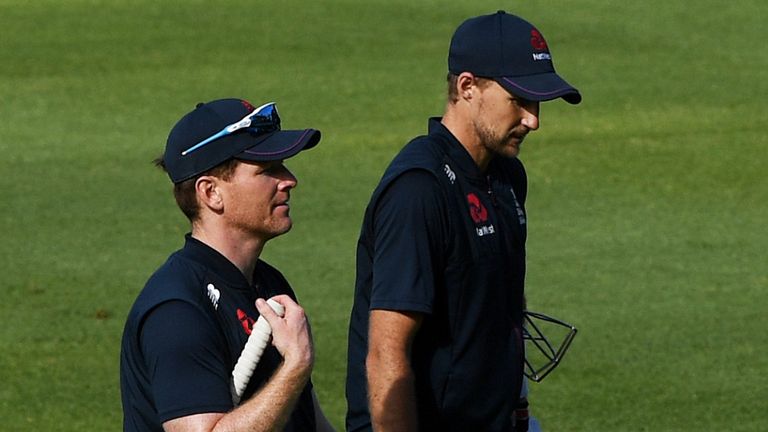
left=241, top=100, right=255, bottom=111
left=530, top=29, right=548, bottom=51
left=467, top=193, right=488, bottom=224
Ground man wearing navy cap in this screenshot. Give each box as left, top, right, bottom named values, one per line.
left=346, top=11, right=581, bottom=432
left=120, top=99, right=334, bottom=431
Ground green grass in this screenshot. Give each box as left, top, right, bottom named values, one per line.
left=1, top=0, right=766, bottom=430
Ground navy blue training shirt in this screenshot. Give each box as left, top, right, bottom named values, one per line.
left=121, top=235, right=315, bottom=431
left=347, top=118, right=527, bottom=431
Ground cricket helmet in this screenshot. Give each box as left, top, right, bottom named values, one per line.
left=522, top=310, right=578, bottom=382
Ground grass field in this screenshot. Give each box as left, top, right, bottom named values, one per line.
left=1, top=0, right=766, bottom=430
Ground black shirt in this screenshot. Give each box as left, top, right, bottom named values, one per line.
left=347, top=118, right=527, bottom=431
left=120, top=235, right=315, bottom=431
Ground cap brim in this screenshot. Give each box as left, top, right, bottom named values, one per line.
left=235, top=129, right=321, bottom=162
left=496, top=73, right=581, bottom=104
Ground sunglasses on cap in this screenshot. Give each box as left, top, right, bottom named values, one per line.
left=181, top=102, right=281, bottom=156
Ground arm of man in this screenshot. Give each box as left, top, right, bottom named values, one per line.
left=367, top=309, right=423, bottom=432
left=163, top=363, right=308, bottom=432
left=363, top=170, right=446, bottom=431
left=160, top=295, right=313, bottom=432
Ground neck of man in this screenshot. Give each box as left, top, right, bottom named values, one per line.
left=191, top=223, right=266, bottom=286
left=441, top=104, right=493, bottom=173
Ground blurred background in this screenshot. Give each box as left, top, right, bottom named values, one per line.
left=1, top=0, right=766, bottom=430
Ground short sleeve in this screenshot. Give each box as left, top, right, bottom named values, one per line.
left=140, top=300, right=233, bottom=422
left=370, top=169, right=447, bottom=314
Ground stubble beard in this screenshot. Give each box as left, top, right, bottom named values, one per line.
left=230, top=207, right=293, bottom=243
left=474, top=119, right=523, bottom=159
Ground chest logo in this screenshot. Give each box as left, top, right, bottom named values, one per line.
left=467, top=193, right=488, bottom=223
left=237, top=309, right=255, bottom=335
left=206, top=283, right=220, bottom=310
left=467, top=193, right=496, bottom=237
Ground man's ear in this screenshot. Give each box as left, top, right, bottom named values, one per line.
left=195, top=176, right=224, bottom=212
left=457, top=72, right=477, bottom=100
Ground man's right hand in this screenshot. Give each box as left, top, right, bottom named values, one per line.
left=256, top=295, right=314, bottom=376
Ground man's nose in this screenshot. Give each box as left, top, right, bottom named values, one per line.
left=521, top=102, right=540, bottom=131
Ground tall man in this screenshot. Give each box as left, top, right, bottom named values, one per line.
left=121, top=98, right=334, bottom=431
left=346, top=11, right=581, bottom=431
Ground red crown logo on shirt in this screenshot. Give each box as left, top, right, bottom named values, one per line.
left=467, top=193, right=488, bottom=224
left=237, top=309, right=255, bottom=335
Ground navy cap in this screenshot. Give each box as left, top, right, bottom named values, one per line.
left=163, top=98, right=321, bottom=183
left=449, top=11, right=581, bottom=104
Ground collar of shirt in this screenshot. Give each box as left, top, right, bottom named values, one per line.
left=178, top=234, right=252, bottom=290
left=428, top=117, right=487, bottom=181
